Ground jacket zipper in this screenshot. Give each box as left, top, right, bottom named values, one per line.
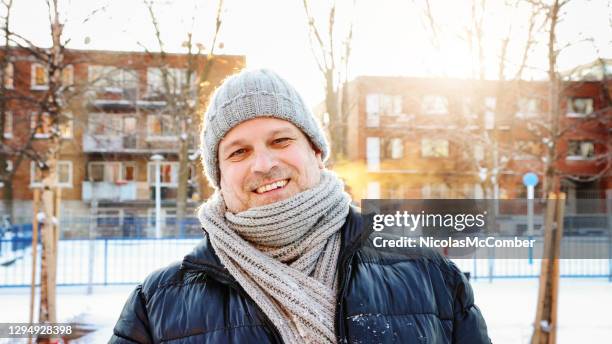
left=334, top=250, right=356, bottom=343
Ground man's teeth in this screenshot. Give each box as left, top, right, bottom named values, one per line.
left=256, top=180, right=288, bottom=194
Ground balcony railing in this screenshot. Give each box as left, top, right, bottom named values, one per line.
left=82, top=181, right=146, bottom=201
left=83, top=134, right=198, bottom=153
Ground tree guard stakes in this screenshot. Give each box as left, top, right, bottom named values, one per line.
left=531, top=192, right=565, bottom=344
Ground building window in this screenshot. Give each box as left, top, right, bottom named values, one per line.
left=147, top=67, right=194, bottom=95
left=366, top=137, right=380, bottom=171
left=382, top=138, right=403, bottom=160
left=566, top=98, right=593, bottom=117
left=4, top=62, right=14, bottom=89
left=30, top=160, right=73, bottom=188
left=421, top=183, right=449, bottom=198
left=30, top=112, right=52, bottom=138
left=88, top=113, right=124, bottom=136
left=567, top=140, right=595, bottom=160
left=516, top=97, right=539, bottom=118
left=422, top=95, right=448, bottom=115
left=31, top=112, right=72, bottom=138
left=59, top=113, right=73, bottom=138
left=147, top=114, right=177, bottom=140
left=88, top=162, right=136, bottom=182
left=421, top=139, right=449, bottom=157
left=3, top=111, right=12, bottom=138
left=88, top=65, right=138, bottom=93
left=31, top=63, right=49, bottom=90
left=147, top=162, right=179, bottom=187
left=484, top=96, right=496, bottom=129
left=62, top=65, right=74, bottom=87
left=366, top=94, right=380, bottom=127
left=366, top=94, right=402, bottom=127
left=123, top=117, right=137, bottom=134
left=514, top=140, right=541, bottom=160
left=2, top=160, right=13, bottom=173
left=123, top=163, right=136, bottom=181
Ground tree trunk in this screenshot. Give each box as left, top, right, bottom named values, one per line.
left=2, top=178, right=14, bottom=222
left=176, top=129, right=190, bottom=237
left=325, top=70, right=341, bottom=161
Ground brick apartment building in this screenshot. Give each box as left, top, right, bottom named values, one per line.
left=0, top=47, right=245, bottom=228
left=331, top=68, right=611, bottom=212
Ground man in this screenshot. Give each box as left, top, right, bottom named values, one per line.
left=111, top=69, right=490, bottom=343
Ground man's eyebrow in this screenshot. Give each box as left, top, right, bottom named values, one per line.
left=268, top=127, right=296, bottom=137
left=219, top=138, right=247, bottom=153
left=219, top=126, right=298, bottom=153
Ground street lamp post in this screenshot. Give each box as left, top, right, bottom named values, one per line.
left=150, top=154, right=164, bottom=238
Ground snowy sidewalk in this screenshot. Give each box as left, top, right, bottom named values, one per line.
left=1, top=279, right=611, bottom=343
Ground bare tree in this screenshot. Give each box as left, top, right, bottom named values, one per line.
left=302, top=0, right=356, bottom=161
left=143, top=0, right=224, bottom=233
left=3, top=0, right=76, bottom=326
left=418, top=0, right=542, bottom=199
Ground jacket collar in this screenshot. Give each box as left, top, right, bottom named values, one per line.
left=180, top=205, right=365, bottom=276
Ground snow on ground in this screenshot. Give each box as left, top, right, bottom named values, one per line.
left=1, top=279, right=610, bottom=343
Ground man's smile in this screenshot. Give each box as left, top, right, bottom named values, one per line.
left=253, top=179, right=290, bottom=194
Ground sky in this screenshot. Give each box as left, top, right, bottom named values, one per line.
left=4, top=0, right=612, bottom=107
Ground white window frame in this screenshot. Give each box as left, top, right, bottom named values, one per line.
left=421, top=139, right=449, bottom=158
left=421, top=183, right=449, bottom=198
left=122, top=162, right=137, bottom=182
left=566, top=97, right=594, bottom=118
left=88, top=65, right=138, bottom=93
left=30, top=160, right=73, bottom=188
left=422, top=95, right=449, bottom=115
left=147, top=161, right=179, bottom=187
left=566, top=140, right=595, bottom=160
left=88, top=162, right=120, bottom=182
left=389, top=138, right=403, bottom=160
left=88, top=161, right=137, bottom=183
left=147, top=67, right=192, bottom=95
left=366, top=94, right=380, bottom=127
left=62, top=64, right=74, bottom=87
left=2, top=160, right=13, bottom=173
left=146, top=114, right=178, bottom=141
left=88, top=113, right=124, bottom=137
left=60, top=112, right=74, bottom=138
left=366, top=137, right=380, bottom=171
left=3, top=111, right=12, bottom=138
left=4, top=62, right=14, bottom=89
left=516, top=97, right=539, bottom=118
left=31, top=63, right=49, bottom=90
left=31, top=111, right=51, bottom=139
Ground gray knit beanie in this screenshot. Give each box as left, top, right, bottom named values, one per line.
left=201, top=68, right=329, bottom=189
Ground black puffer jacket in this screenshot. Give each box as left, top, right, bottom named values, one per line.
left=111, top=207, right=490, bottom=343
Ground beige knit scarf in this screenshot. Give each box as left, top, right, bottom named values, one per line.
left=197, top=170, right=351, bottom=343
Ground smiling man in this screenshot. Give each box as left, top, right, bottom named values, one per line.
left=111, top=69, right=490, bottom=343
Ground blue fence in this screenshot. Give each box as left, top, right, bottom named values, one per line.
left=1, top=235, right=611, bottom=287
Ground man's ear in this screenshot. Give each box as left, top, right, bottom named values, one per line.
left=308, top=140, right=324, bottom=169
left=315, top=150, right=324, bottom=169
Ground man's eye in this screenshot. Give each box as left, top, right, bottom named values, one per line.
left=229, top=148, right=247, bottom=158
left=273, top=137, right=292, bottom=145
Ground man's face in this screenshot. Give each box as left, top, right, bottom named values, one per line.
left=218, top=117, right=324, bottom=212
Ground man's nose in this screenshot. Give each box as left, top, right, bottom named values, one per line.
left=251, top=149, right=277, bottom=173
